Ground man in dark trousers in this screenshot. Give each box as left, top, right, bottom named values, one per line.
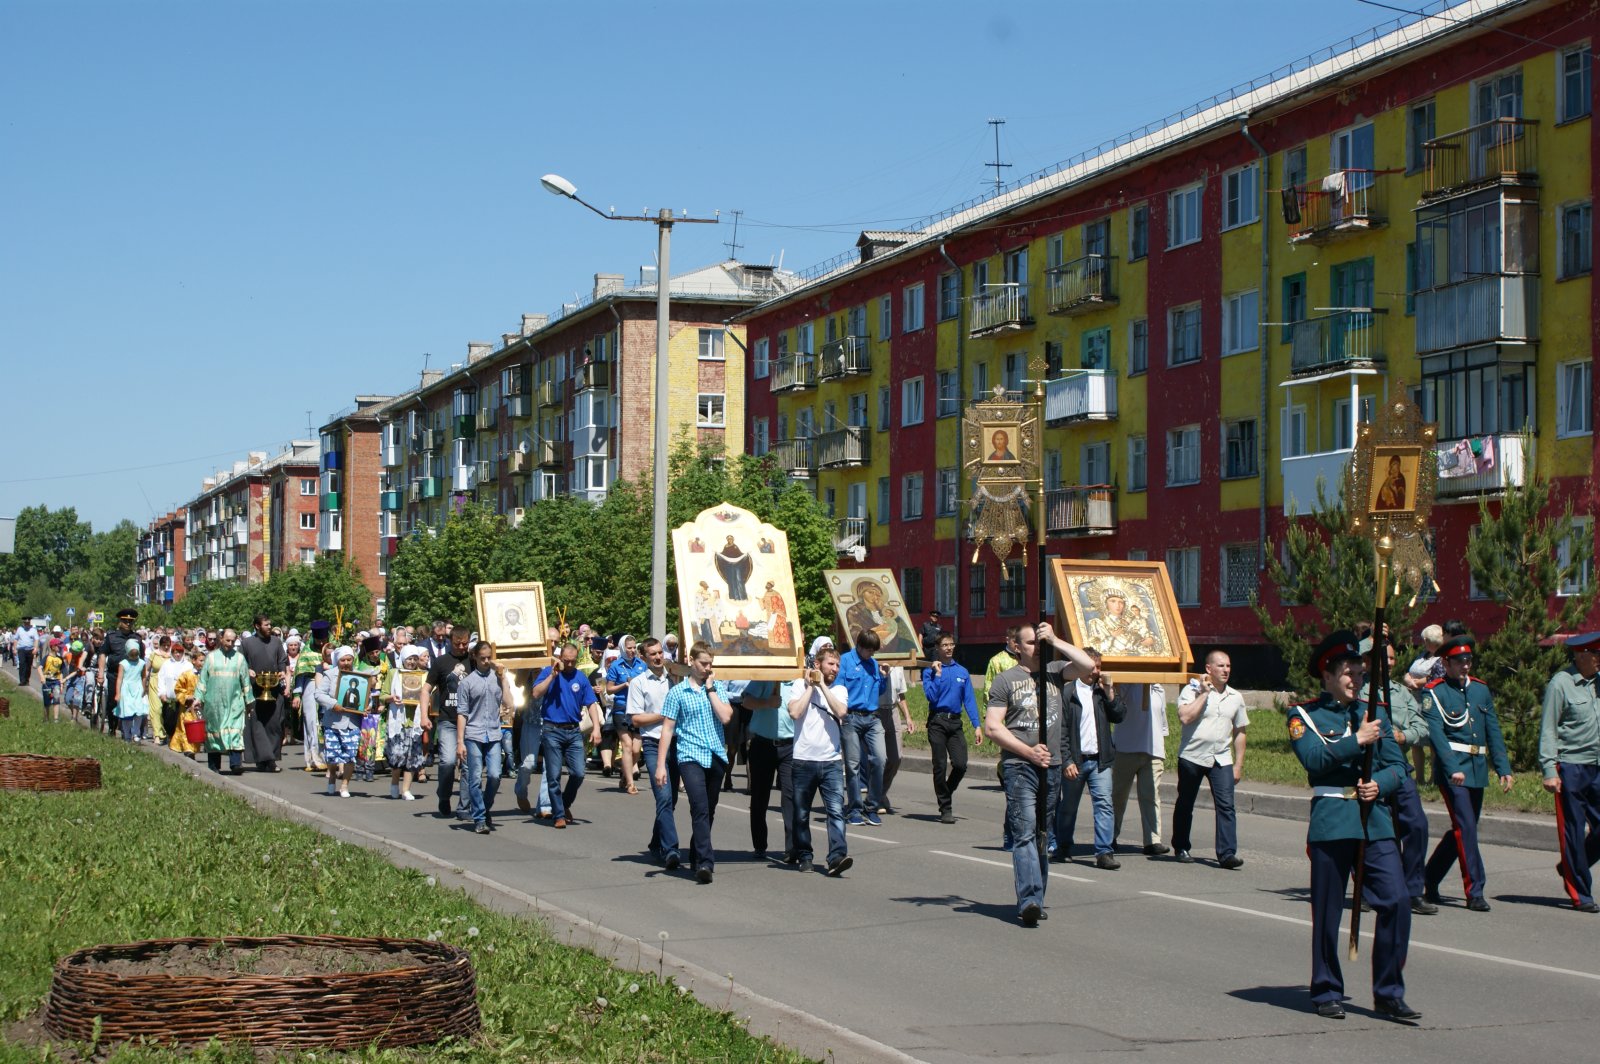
left=1053, top=647, right=1126, bottom=868
left=95, top=609, right=138, bottom=730
left=920, top=611, right=944, bottom=661
left=239, top=612, right=289, bottom=772
left=1541, top=632, right=1600, bottom=913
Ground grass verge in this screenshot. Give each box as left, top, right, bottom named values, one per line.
left=0, top=674, right=811, bottom=1063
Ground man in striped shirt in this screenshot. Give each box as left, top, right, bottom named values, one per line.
left=656, top=641, right=735, bottom=884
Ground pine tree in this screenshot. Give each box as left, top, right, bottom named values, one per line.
left=1464, top=442, right=1597, bottom=769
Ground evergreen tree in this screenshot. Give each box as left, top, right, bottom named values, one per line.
left=386, top=505, right=505, bottom=630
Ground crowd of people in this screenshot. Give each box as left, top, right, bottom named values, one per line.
left=7, top=602, right=1600, bottom=1022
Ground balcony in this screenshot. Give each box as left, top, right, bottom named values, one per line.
left=538, top=440, right=562, bottom=469
left=318, top=522, right=342, bottom=553
left=769, top=354, right=816, bottom=394
left=538, top=380, right=564, bottom=408
left=321, top=449, right=341, bottom=471
left=419, top=476, right=443, bottom=500
left=476, top=459, right=497, bottom=483
left=1436, top=433, right=1529, bottom=499
left=453, top=465, right=478, bottom=492
left=1414, top=275, right=1538, bottom=354
left=407, top=482, right=421, bottom=503
left=577, top=361, right=610, bottom=391
left=818, top=336, right=871, bottom=381
left=381, top=442, right=402, bottom=467
left=1288, top=309, right=1387, bottom=376
left=476, top=408, right=497, bottom=432
left=320, top=491, right=340, bottom=513
left=574, top=424, right=608, bottom=457
left=1281, top=448, right=1353, bottom=515
left=385, top=535, right=400, bottom=557
left=1045, top=256, right=1117, bottom=315
left=507, top=451, right=530, bottom=476
left=815, top=425, right=870, bottom=469
left=1044, top=486, right=1116, bottom=536
left=454, top=414, right=474, bottom=439
left=769, top=437, right=815, bottom=478
left=970, top=284, right=1033, bottom=337
left=1287, top=170, right=1387, bottom=244
left=505, top=395, right=533, bottom=420
left=420, top=429, right=439, bottom=452
left=1044, top=369, right=1118, bottom=424
left=833, top=515, right=869, bottom=555
left=1422, top=117, right=1539, bottom=201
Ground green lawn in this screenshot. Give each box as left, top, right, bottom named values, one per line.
left=0, top=675, right=811, bottom=1063
left=897, top=683, right=1554, bottom=815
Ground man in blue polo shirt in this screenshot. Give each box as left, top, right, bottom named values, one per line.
left=838, top=628, right=887, bottom=826
left=530, top=642, right=604, bottom=828
left=923, top=632, right=983, bottom=824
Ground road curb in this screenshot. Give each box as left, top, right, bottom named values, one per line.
left=895, top=751, right=1557, bottom=854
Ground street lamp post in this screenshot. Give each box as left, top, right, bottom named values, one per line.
left=540, top=175, right=717, bottom=640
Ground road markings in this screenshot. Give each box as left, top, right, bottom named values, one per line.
left=717, top=797, right=904, bottom=843
left=930, top=849, right=1096, bottom=884
left=1142, top=890, right=1600, bottom=983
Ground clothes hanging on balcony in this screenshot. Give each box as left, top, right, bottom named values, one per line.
left=1320, top=170, right=1347, bottom=196
left=1438, top=436, right=1496, bottom=479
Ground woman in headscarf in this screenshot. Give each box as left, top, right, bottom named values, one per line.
left=386, top=644, right=429, bottom=800
left=596, top=644, right=624, bottom=780
left=114, top=639, right=150, bottom=743
left=605, top=635, right=648, bottom=793
left=315, top=646, right=363, bottom=798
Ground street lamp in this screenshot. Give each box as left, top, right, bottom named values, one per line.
left=541, top=174, right=717, bottom=641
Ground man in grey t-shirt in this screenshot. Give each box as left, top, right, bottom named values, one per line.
left=985, top=622, right=1094, bottom=927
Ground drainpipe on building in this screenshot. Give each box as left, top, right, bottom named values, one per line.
left=939, top=240, right=966, bottom=637
left=1241, top=119, right=1271, bottom=573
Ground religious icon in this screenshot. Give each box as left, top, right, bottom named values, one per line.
left=983, top=425, right=1020, bottom=465
left=1368, top=446, right=1420, bottom=515
left=1049, top=559, right=1193, bottom=678
left=473, top=582, right=550, bottom=661
left=715, top=535, right=754, bottom=601
left=334, top=671, right=372, bottom=713
left=824, top=569, right=921, bottom=664
left=671, top=503, right=804, bottom=671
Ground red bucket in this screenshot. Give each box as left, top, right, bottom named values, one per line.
left=183, top=719, right=207, bottom=745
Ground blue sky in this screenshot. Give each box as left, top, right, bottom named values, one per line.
left=1, top=0, right=1417, bottom=532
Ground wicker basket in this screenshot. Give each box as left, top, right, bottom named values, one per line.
left=0, top=695, right=10, bottom=717
left=44, top=935, right=480, bottom=1049
left=0, top=754, right=100, bottom=791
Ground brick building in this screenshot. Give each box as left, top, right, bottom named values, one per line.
left=134, top=509, right=186, bottom=608
left=317, top=395, right=403, bottom=611
left=178, top=441, right=320, bottom=595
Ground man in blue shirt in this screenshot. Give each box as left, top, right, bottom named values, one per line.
left=656, top=640, right=734, bottom=884
left=530, top=642, right=603, bottom=828
left=605, top=636, right=649, bottom=790
left=923, top=633, right=983, bottom=824
left=746, top=669, right=796, bottom=861
left=838, top=628, right=887, bottom=826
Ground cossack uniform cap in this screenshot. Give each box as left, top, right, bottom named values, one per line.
left=1310, top=630, right=1363, bottom=676
left=1438, top=636, right=1475, bottom=659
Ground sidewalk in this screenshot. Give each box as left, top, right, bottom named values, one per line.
left=896, top=750, right=1558, bottom=853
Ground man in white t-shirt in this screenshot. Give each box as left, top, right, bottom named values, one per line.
left=787, top=642, right=853, bottom=876
left=1172, top=651, right=1249, bottom=868
left=1112, top=683, right=1169, bottom=856
left=627, top=637, right=681, bottom=869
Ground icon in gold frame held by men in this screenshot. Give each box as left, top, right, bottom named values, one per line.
left=671, top=503, right=803, bottom=670
left=473, top=581, right=550, bottom=660
left=822, top=568, right=922, bottom=665
left=1048, top=558, right=1193, bottom=676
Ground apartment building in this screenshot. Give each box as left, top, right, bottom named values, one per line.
left=317, top=394, right=403, bottom=612
left=739, top=0, right=1598, bottom=669
left=134, top=509, right=186, bottom=608
left=179, top=441, right=321, bottom=592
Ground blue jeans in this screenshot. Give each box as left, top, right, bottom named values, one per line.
left=542, top=724, right=587, bottom=820
left=1001, top=759, right=1059, bottom=915
left=641, top=735, right=680, bottom=861
left=433, top=719, right=460, bottom=810
left=1055, top=756, right=1115, bottom=856
left=1172, top=758, right=1237, bottom=860
left=462, top=737, right=502, bottom=826
left=791, top=758, right=847, bottom=866
left=840, top=711, right=886, bottom=816
left=118, top=715, right=140, bottom=741
left=513, top=714, right=552, bottom=813
left=500, top=727, right=514, bottom=777
left=678, top=757, right=726, bottom=871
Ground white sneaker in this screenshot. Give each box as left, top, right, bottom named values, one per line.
left=390, top=784, right=401, bottom=799
left=339, top=788, right=351, bottom=799
left=402, top=792, right=417, bottom=801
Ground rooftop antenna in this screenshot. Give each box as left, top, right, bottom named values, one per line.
left=305, top=410, right=315, bottom=437
left=420, top=351, right=432, bottom=386
left=986, top=118, right=1012, bottom=196
left=723, top=209, right=744, bottom=260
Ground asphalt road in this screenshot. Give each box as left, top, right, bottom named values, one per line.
left=164, top=742, right=1599, bottom=1064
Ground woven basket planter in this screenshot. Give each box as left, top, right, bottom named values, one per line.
left=0, top=754, right=100, bottom=791
left=44, top=935, right=480, bottom=1049
left=0, top=694, right=10, bottom=717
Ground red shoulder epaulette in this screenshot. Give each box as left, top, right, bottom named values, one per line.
left=1422, top=677, right=1444, bottom=689
left=1468, top=675, right=1488, bottom=686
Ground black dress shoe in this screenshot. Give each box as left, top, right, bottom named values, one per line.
left=1466, top=896, right=1491, bottom=912
left=1375, top=998, right=1422, bottom=1022
left=1175, top=849, right=1194, bottom=863
left=1359, top=899, right=1374, bottom=913
left=1575, top=900, right=1600, bottom=913
left=1143, top=843, right=1171, bottom=856
left=695, top=866, right=713, bottom=885
left=1095, top=853, right=1121, bottom=870
left=1411, top=895, right=1439, bottom=915
left=1219, top=854, right=1244, bottom=870
left=939, top=810, right=956, bottom=824
left=1019, top=903, right=1041, bottom=928
left=1316, top=1000, right=1346, bottom=1019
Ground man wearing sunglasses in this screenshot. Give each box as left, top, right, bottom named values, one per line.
left=1419, top=636, right=1512, bottom=912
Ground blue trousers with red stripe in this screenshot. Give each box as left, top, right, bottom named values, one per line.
left=1425, top=776, right=1485, bottom=901
left=1310, top=837, right=1409, bottom=1005
left=1555, top=762, right=1600, bottom=907
left=1387, top=774, right=1430, bottom=899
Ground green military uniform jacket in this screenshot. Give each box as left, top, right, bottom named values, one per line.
left=1289, top=693, right=1407, bottom=842
left=1540, top=667, right=1600, bottom=777
left=1420, top=676, right=1511, bottom=787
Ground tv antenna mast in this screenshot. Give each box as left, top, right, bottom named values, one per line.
left=986, top=118, right=1012, bottom=196
left=723, top=209, right=744, bottom=260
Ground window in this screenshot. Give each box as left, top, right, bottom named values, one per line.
left=972, top=360, right=990, bottom=400
left=299, top=479, right=316, bottom=496
left=1474, top=69, right=1523, bottom=122
left=1283, top=404, right=1308, bottom=458
left=936, top=467, right=958, bottom=516
left=1284, top=146, right=1307, bottom=191
left=1562, top=46, right=1593, bottom=122
left=1332, top=395, right=1376, bottom=450
left=698, top=329, right=724, bottom=360
left=1332, top=122, right=1375, bottom=180
left=901, top=568, right=924, bottom=613
left=1167, top=425, right=1201, bottom=486
left=1331, top=257, right=1375, bottom=310
left=1081, top=328, right=1110, bottom=370
left=1222, top=290, right=1259, bottom=355
left=1405, top=243, right=1417, bottom=315
left=1167, top=183, right=1201, bottom=248
left=1046, top=232, right=1065, bottom=269
left=753, top=338, right=770, bottom=379
left=299, top=512, right=317, bottom=530
left=1168, top=304, right=1202, bottom=365
left=1128, top=436, right=1147, bottom=492
left=1129, top=319, right=1148, bottom=375
left=752, top=417, right=769, bottom=456
left=1127, top=549, right=1148, bottom=562
left=969, top=563, right=987, bottom=617
left=972, top=260, right=989, bottom=292
left=823, top=487, right=836, bottom=517
left=1406, top=99, right=1436, bottom=173
left=1222, top=163, right=1258, bottom=229
left=1128, top=204, right=1149, bottom=261
left=935, top=565, right=957, bottom=615
left=937, top=370, right=959, bottom=417
left=1559, top=518, right=1595, bottom=596
left=1045, top=340, right=1063, bottom=379
left=1223, top=419, right=1258, bottom=479
left=1281, top=274, right=1306, bottom=342
left=877, top=478, right=890, bottom=524
left=878, top=295, right=893, bottom=339
left=1079, top=442, right=1109, bottom=486
left=847, top=393, right=868, bottom=427
left=902, top=283, right=925, bottom=332
left=697, top=394, right=725, bottom=427
left=1044, top=448, right=1062, bottom=491
left=1561, top=201, right=1593, bottom=278
left=901, top=473, right=924, bottom=521
left=1082, top=219, right=1109, bottom=258
left=1167, top=547, right=1201, bottom=606
left=938, top=272, right=961, bottom=320
left=1559, top=360, right=1593, bottom=437
left=1003, top=352, right=1024, bottom=393
left=796, top=322, right=814, bottom=354
left=300, top=548, right=317, bottom=565
left=1221, top=544, right=1257, bottom=606
left=877, top=386, right=891, bottom=431
left=999, top=561, right=1027, bottom=615
left=901, top=376, right=924, bottom=426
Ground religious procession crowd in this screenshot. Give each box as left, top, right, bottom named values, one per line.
left=6, top=604, right=1600, bottom=1023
